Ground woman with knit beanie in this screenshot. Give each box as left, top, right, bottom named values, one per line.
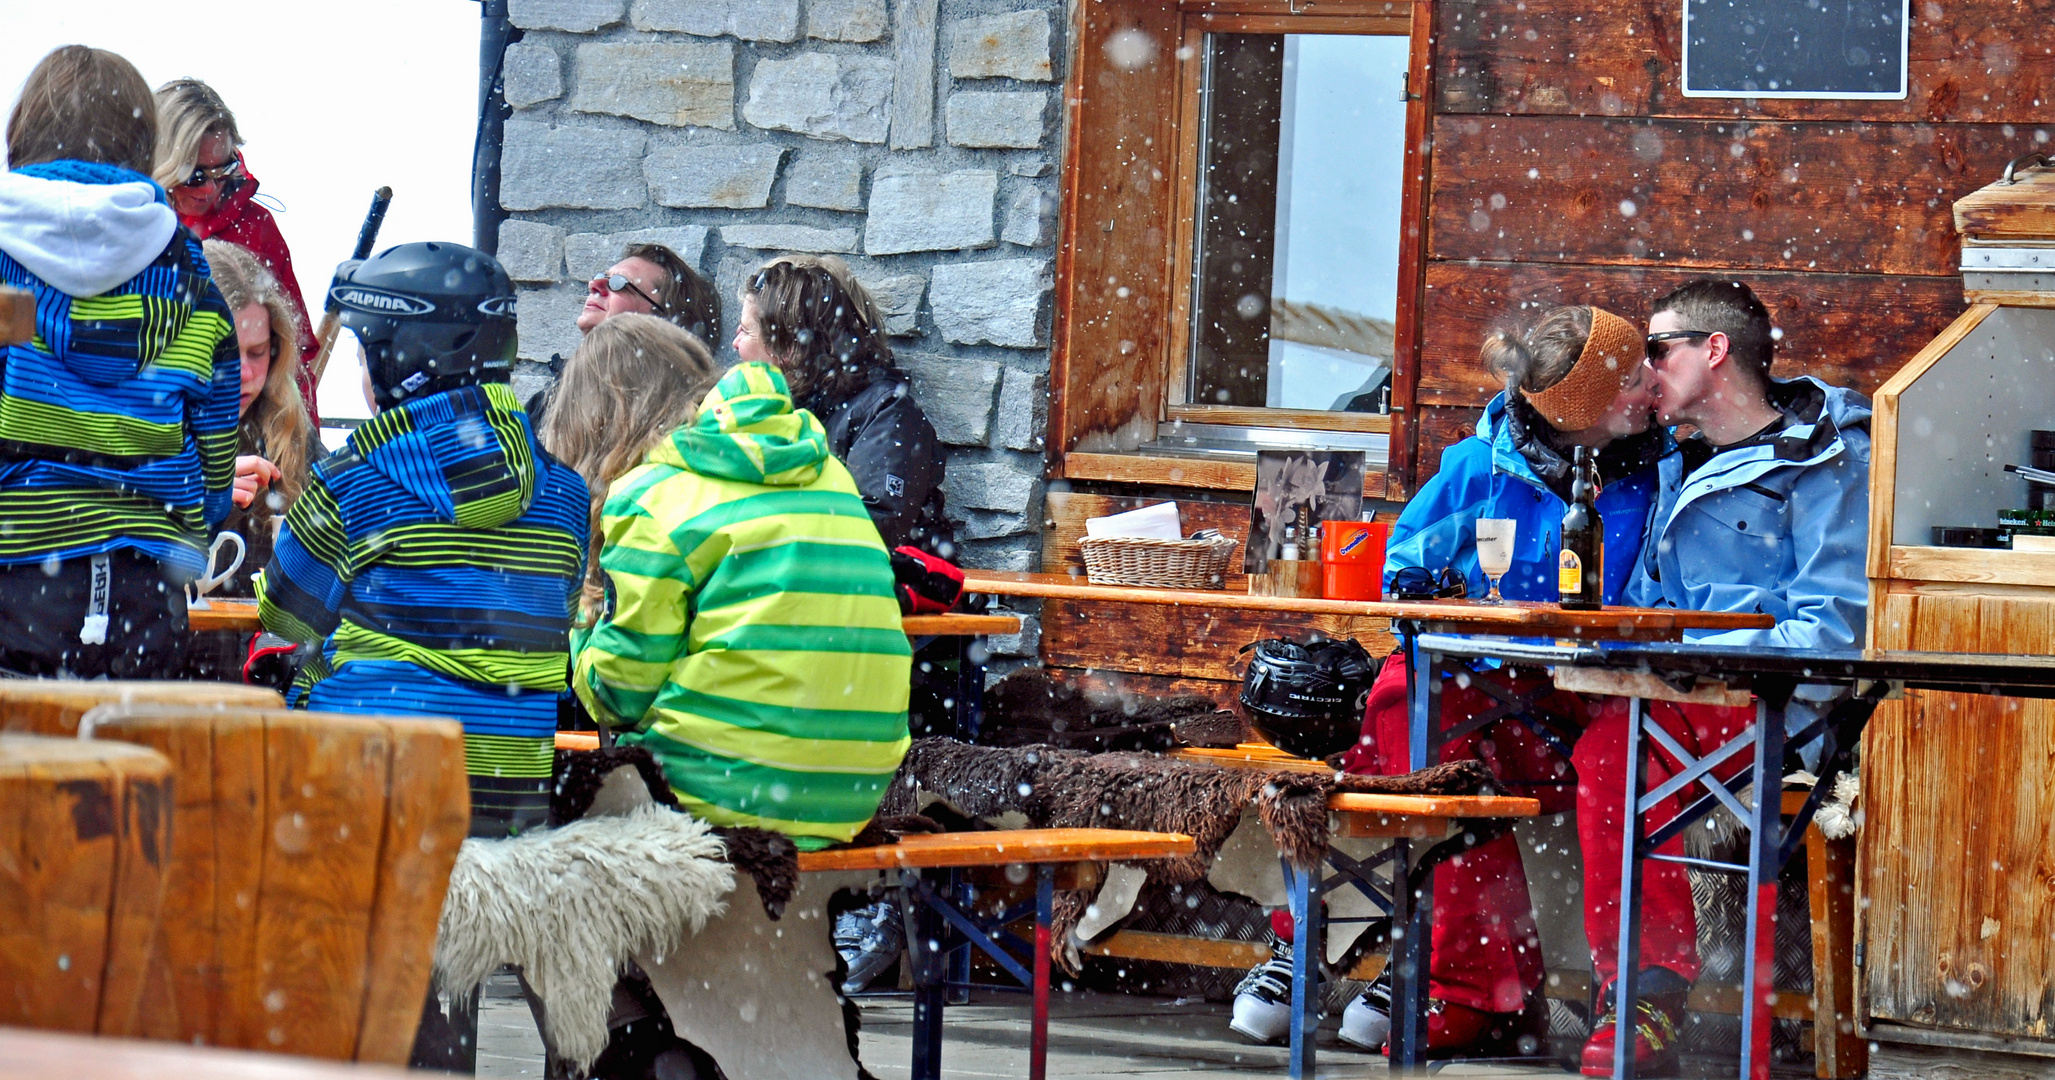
left=1228, top=306, right=1667, bottom=1060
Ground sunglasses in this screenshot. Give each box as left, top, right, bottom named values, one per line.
left=1389, top=565, right=1467, bottom=601
left=592, top=273, right=666, bottom=313
left=180, top=157, right=243, bottom=191
left=1644, top=329, right=1712, bottom=362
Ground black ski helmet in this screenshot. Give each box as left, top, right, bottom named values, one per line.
left=329, top=241, right=517, bottom=410
left=1237, top=637, right=1376, bottom=759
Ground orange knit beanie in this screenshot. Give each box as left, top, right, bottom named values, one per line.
left=1521, top=307, right=1640, bottom=431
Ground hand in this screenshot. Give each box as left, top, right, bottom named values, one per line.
left=234, top=454, right=283, bottom=509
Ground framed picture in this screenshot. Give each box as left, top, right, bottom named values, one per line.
left=1247, top=449, right=1366, bottom=574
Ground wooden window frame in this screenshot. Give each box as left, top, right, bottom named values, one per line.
left=1047, top=0, right=1433, bottom=498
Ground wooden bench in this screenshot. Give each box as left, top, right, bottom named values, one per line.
left=0, top=735, right=173, bottom=1036
left=803, top=827, right=1195, bottom=1080
left=0, top=1027, right=415, bottom=1080
left=1, top=285, right=30, bottom=346
left=81, top=705, right=470, bottom=1063
left=0, top=680, right=281, bottom=737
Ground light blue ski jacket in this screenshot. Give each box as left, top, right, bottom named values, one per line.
left=1623, top=376, right=1872, bottom=650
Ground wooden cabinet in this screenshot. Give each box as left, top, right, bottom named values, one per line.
left=1861, top=162, right=2055, bottom=1046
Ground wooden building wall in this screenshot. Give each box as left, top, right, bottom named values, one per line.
left=1396, top=0, right=2051, bottom=489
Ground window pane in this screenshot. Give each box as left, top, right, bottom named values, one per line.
left=1188, top=32, right=1409, bottom=413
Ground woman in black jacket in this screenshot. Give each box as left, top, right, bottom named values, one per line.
left=734, top=255, right=956, bottom=557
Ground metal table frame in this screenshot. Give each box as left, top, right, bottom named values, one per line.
left=903, top=863, right=1058, bottom=1080
left=1411, top=634, right=2055, bottom=1080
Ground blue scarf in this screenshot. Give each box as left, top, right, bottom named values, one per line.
left=12, top=159, right=167, bottom=202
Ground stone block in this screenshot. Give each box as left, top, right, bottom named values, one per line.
left=958, top=509, right=1036, bottom=540
left=645, top=144, right=784, bottom=208
left=497, top=219, right=566, bottom=282
left=564, top=226, right=712, bottom=283
left=783, top=149, right=864, bottom=211
left=899, top=352, right=1000, bottom=446
left=743, top=53, right=894, bottom=144
left=631, top=0, right=800, bottom=41
left=983, top=608, right=1040, bottom=657
left=960, top=544, right=1036, bottom=572
left=807, top=0, right=887, bottom=41
left=888, top=0, right=939, bottom=149
left=719, top=223, right=860, bottom=252
left=1009, top=159, right=1052, bottom=177
left=869, top=272, right=925, bottom=336
left=501, top=121, right=648, bottom=211
left=514, top=283, right=589, bottom=364
left=993, top=366, right=1047, bottom=451
left=510, top=0, right=624, bottom=32
left=929, top=258, right=1049, bottom=347
left=947, top=11, right=1052, bottom=81
left=570, top=41, right=735, bottom=128
left=503, top=43, right=564, bottom=109
left=945, top=91, right=1047, bottom=150
left=511, top=358, right=558, bottom=410
left=1000, top=185, right=1055, bottom=247
left=863, top=170, right=995, bottom=255
left=946, top=460, right=1041, bottom=516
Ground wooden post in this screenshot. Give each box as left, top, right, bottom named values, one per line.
left=0, top=735, right=173, bottom=1035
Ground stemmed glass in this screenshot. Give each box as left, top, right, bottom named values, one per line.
left=1475, top=518, right=1516, bottom=604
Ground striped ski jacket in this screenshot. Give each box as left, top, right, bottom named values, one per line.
left=259, top=382, right=589, bottom=836
left=573, top=362, right=912, bottom=848
left=0, top=162, right=239, bottom=578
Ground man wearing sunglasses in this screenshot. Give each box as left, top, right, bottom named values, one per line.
left=1567, top=279, right=1872, bottom=1076
left=575, top=242, right=722, bottom=346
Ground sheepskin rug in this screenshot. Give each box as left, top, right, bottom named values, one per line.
left=432, top=802, right=734, bottom=1070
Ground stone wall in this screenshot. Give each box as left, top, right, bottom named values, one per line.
left=495, top=0, right=1061, bottom=628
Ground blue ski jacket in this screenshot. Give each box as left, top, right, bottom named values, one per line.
left=1385, top=392, right=1665, bottom=604
left=1623, top=376, right=1872, bottom=650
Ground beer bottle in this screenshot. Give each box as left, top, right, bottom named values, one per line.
left=1558, top=445, right=1603, bottom=610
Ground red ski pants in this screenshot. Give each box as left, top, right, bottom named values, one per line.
left=1572, top=695, right=1753, bottom=988
left=1338, top=654, right=1582, bottom=1013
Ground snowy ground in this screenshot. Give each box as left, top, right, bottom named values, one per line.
left=472, top=979, right=2053, bottom=1079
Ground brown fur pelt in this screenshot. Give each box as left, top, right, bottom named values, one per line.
left=877, top=739, right=1491, bottom=970
left=880, top=738, right=1490, bottom=874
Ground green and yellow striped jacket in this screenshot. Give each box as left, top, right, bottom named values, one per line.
left=574, top=363, right=911, bottom=847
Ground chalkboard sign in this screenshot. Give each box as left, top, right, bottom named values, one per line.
left=1682, top=0, right=1909, bottom=99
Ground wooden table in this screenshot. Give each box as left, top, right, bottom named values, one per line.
left=804, top=827, right=1197, bottom=1080
left=190, top=598, right=1016, bottom=641
left=961, top=570, right=1775, bottom=641
left=1417, top=634, right=2055, bottom=1080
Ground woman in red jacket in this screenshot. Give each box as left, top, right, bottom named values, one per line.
left=153, top=78, right=321, bottom=425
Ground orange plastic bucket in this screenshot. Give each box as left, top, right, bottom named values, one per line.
left=1321, top=520, right=1388, bottom=600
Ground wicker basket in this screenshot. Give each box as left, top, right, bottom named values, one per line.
left=1078, top=533, right=1238, bottom=589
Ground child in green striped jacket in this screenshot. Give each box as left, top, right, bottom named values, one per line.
left=553, top=317, right=911, bottom=849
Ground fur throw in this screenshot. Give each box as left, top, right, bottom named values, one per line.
left=553, top=744, right=801, bottom=920
left=434, top=802, right=734, bottom=1070
left=877, top=739, right=1489, bottom=972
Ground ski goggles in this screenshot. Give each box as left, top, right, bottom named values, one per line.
left=1389, top=565, right=1467, bottom=601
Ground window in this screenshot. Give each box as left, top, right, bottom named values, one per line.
left=1184, top=32, right=1410, bottom=416
left=1048, top=0, right=1426, bottom=497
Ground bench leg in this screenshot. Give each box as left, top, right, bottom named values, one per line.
left=907, top=868, right=947, bottom=1080
left=1032, top=863, right=1053, bottom=1080
left=1807, top=806, right=1865, bottom=1077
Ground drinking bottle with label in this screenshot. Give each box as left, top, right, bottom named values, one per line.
left=1558, top=445, right=1603, bottom=611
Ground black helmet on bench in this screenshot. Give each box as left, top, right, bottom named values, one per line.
left=330, top=241, right=517, bottom=411
left=1237, top=637, right=1376, bottom=759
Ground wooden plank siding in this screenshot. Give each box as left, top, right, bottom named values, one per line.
left=1398, top=0, right=2050, bottom=488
